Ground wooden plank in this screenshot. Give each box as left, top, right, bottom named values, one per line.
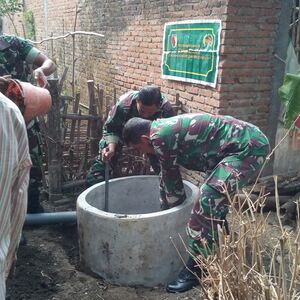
left=37, top=116, right=49, bottom=189
left=61, top=101, right=68, bottom=143
left=69, top=93, right=80, bottom=176
left=84, top=117, right=91, bottom=171
left=70, top=93, right=80, bottom=143
left=79, top=102, right=89, bottom=110
left=87, top=80, right=99, bottom=158
left=61, top=113, right=100, bottom=121
left=60, top=95, right=74, bottom=101
left=77, top=151, right=87, bottom=178
left=47, top=79, right=63, bottom=202
left=52, top=198, right=74, bottom=206
left=174, top=93, right=181, bottom=115
left=96, top=85, right=103, bottom=118
left=105, top=95, right=110, bottom=119
left=57, top=66, right=68, bottom=95
left=96, top=85, right=104, bottom=140
left=76, top=110, right=82, bottom=154
left=62, top=179, right=86, bottom=192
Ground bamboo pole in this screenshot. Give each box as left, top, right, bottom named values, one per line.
left=47, top=79, right=63, bottom=202
left=96, top=84, right=104, bottom=139
left=87, top=80, right=99, bottom=158
left=71, top=5, right=79, bottom=97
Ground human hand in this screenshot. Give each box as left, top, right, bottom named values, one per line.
left=101, top=145, right=116, bottom=162
left=33, top=67, right=48, bottom=88
left=160, top=199, right=169, bottom=210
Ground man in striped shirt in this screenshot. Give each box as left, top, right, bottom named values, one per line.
left=0, top=92, right=31, bottom=299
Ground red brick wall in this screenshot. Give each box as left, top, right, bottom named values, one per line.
left=5, top=0, right=282, bottom=130
left=72, top=0, right=229, bottom=112
left=219, top=0, right=282, bottom=129
left=4, top=0, right=283, bottom=183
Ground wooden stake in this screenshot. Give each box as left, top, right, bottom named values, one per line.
left=47, top=79, right=62, bottom=202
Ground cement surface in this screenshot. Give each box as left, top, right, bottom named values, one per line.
left=77, top=175, right=200, bottom=287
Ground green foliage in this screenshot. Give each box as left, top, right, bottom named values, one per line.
left=0, top=0, right=23, bottom=17
left=22, top=9, right=35, bottom=40
left=278, top=72, right=300, bottom=128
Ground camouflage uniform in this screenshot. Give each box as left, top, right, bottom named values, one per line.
left=150, top=113, right=270, bottom=256
left=0, top=35, right=43, bottom=213
left=86, top=90, right=175, bottom=186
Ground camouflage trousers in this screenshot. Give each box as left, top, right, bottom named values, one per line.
left=86, top=139, right=160, bottom=187
left=187, top=143, right=270, bottom=257
left=27, top=119, right=43, bottom=213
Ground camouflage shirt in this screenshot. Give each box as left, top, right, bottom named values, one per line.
left=150, top=113, right=269, bottom=205
left=103, top=90, right=175, bottom=144
left=0, top=35, right=40, bottom=82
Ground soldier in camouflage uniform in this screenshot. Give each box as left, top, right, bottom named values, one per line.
left=123, top=113, right=270, bottom=293
left=0, top=34, right=56, bottom=213
left=86, top=85, right=175, bottom=187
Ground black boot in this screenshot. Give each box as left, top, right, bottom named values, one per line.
left=166, top=256, right=201, bottom=293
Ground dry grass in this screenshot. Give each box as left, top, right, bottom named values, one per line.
left=189, top=188, right=300, bottom=300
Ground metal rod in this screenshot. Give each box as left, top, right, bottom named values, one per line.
left=104, top=162, right=109, bottom=211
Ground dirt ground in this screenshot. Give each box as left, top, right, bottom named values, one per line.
left=6, top=222, right=201, bottom=300
left=6, top=204, right=297, bottom=300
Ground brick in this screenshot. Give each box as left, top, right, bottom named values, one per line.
left=205, top=98, right=220, bottom=107
left=3, top=0, right=280, bottom=135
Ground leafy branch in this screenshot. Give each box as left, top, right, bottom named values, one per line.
left=0, top=0, right=23, bottom=35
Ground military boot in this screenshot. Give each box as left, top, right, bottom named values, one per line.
left=166, top=256, right=202, bottom=293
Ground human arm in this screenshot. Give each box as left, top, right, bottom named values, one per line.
left=103, top=100, right=130, bottom=145
left=101, top=142, right=117, bottom=162
left=159, top=161, right=186, bottom=208
left=8, top=36, right=56, bottom=87
left=32, top=52, right=57, bottom=87
left=102, top=92, right=136, bottom=161
left=151, top=130, right=186, bottom=208
left=161, top=100, right=176, bottom=118
left=100, top=100, right=129, bottom=162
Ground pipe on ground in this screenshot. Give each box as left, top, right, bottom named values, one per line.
left=25, top=211, right=77, bottom=225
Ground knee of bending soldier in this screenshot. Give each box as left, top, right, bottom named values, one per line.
left=199, top=184, right=226, bottom=216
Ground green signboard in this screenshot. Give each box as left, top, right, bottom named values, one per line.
left=161, top=20, right=221, bottom=87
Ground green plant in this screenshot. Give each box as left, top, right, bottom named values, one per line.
left=22, top=9, right=35, bottom=40
left=0, top=0, right=23, bottom=35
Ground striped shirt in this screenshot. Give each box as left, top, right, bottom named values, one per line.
left=0, top=93, right=31, bottom=299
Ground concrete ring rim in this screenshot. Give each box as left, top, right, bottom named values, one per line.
left=77, top=175, right=198, bottom=220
